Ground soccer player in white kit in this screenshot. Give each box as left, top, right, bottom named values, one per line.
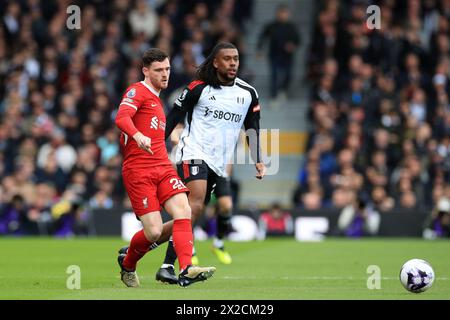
left=155, top=42, right=266, bottom=284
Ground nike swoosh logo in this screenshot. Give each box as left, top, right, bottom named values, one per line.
left=151, top=103, right=157, bottom=107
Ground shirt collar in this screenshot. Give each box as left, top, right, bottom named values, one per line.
left=140, top=81, right=160, bottom=97
left=221, top=79, right=236, bottom=87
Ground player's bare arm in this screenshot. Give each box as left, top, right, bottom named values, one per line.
left=242, top=84, right=264, bottom=180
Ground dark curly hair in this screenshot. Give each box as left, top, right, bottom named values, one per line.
left=196, top=42, right=237, bottom=89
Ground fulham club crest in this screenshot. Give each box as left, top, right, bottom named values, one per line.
left=191, top=166, right=199, bottom=176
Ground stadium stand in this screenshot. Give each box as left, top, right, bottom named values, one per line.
left=0, top=0, right=254, bottom=236
left=294, top=0, right=450, bottom=217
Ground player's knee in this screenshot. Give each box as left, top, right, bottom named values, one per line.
left=143, top=226, right=162, bottom=242
left=219, top=203, right=232, bottom=215
left=178, top=202, right=192, bottom=220
left=172, top=198, right=191, bottom=220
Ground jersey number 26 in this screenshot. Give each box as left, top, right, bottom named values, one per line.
left=170, top=178, right=187, bottom=190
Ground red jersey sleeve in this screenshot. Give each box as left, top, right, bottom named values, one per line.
left=118, top=86, right=142, bottom=110
left=115, top=85, right=144, bottom=137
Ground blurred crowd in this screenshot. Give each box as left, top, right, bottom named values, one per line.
left=0, top=0, right=254, bottom=236
left=294, top=0, right=450, bottom=217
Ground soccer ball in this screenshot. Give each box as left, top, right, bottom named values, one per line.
left=399, top=259, right=435, bottom=293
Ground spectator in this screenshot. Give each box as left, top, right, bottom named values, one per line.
left=128, top=0, right=159, bottom=40
left=297, top=0, right=450, bottom=216
left=399, top=191, right=418, bottom=209
left=51, top=191, right=89, bottom=237
left=371, top=186, right=395, bottom=212
left=258, top=203, right=294, bottom=237
left=0, top=194, right=27, bottom=235
left=36, top=127, right=77, bottom=174
left=257, top=4, right=300, bottom=102
left=34, top=152, right=67, bottom=193
left=96, top=129, right=119, bottom=165
left=2, top=2, right=21, bottom=43
left=301, top=191, right=323, bottom=210
left=89, top=183, right=114, bottom=210
left=423, top=197, right=450, bottom=239
left=0, top=0, right=252, bottom=236
left=337, top=196, right=380, bottom=237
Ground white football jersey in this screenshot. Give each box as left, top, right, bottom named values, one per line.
left=173, top=77, right=261, bottom=177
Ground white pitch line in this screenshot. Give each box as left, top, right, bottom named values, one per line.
left=223, top=276, right=450, bottom=281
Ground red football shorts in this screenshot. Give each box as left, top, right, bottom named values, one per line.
left=122, top=164, right=189, bottom=216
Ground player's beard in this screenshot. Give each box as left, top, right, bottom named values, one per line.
left=218, top=69, right=236, bottom=84
left=160, top=79, right=169, bottom=89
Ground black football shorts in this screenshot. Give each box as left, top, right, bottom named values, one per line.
left=177, top=159, right=231, bottom=205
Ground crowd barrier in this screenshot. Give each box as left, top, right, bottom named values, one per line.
left=90, top=207, right=430, bottom=240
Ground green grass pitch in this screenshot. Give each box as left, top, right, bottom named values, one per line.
left=0, top=237, right=449, bottom=300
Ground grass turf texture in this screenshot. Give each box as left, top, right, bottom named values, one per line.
left=0, top=238, right=449, bottom=300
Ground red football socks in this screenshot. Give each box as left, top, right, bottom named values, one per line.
left=172, top=218, right=193, bottom=271
left=123, top=229, right=153, bottom=271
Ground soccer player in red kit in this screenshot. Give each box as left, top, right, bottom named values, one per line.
left=114, top=48, right=216, bottom=287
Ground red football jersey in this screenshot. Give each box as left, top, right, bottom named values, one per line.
left=117, top=81, right=170, bottom=169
